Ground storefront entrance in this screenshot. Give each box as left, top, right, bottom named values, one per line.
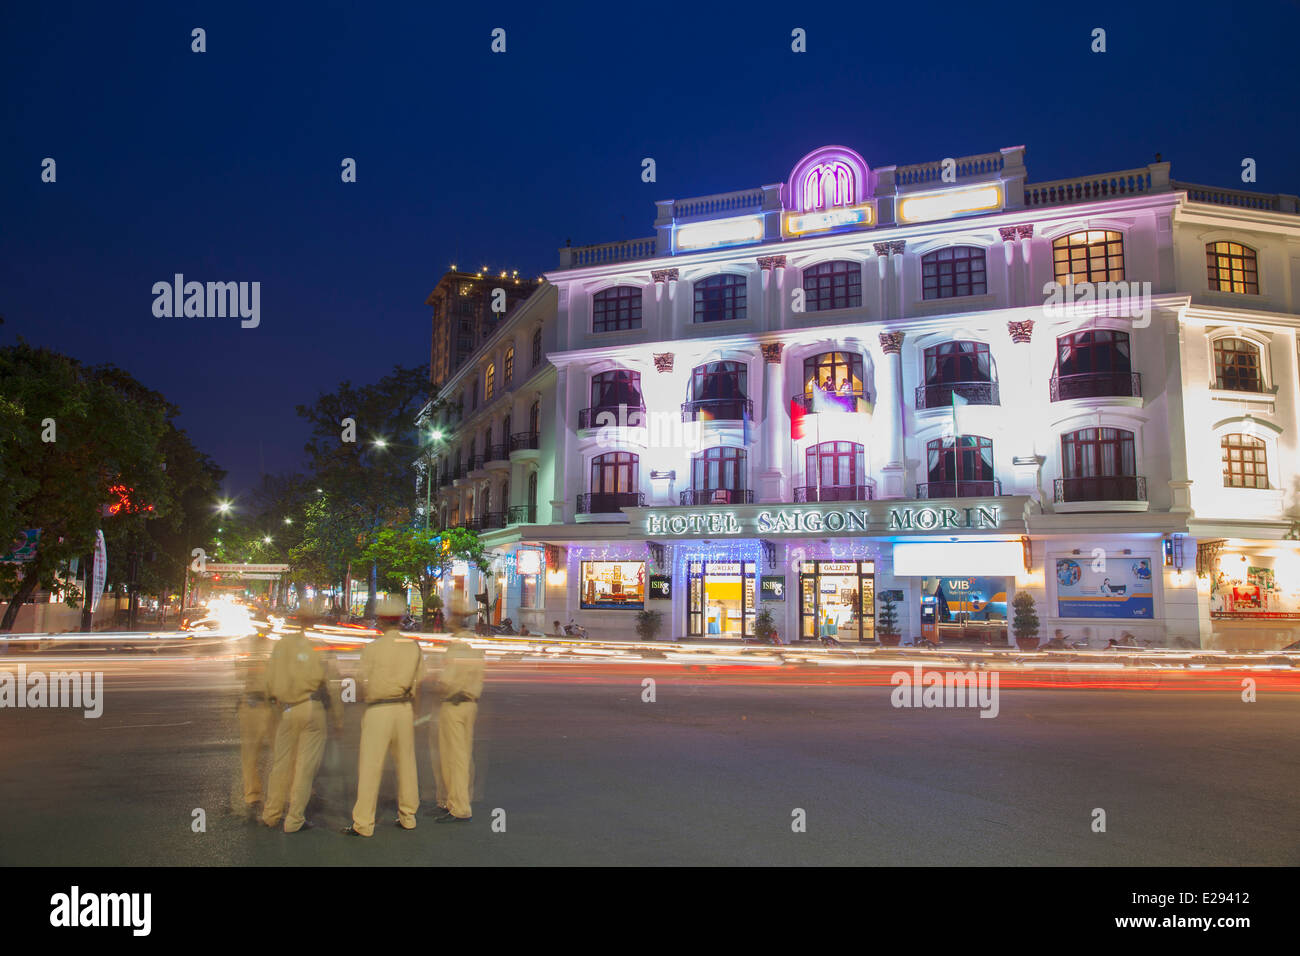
left=687, top=561, right=757, bottom=637
left=799, top=560, right=875, bottom=642
left=920, top=575, right=1009, bottom=643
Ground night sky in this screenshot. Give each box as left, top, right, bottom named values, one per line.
left=4, top=0, right=1298, bottom=496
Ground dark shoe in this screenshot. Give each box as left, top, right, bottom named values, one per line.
left=288, top=819, right=316, bottom=833
left=423, top=805, right=450, bottom=818
left=435, top=813, right=470, bottom=824
left=341, top=825, right=366, bottom=837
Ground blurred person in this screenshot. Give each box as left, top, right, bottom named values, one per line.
left=262, top=615, right=343, bottom=832
left=234, top=627, right=279, bottom=821
left=431, top=641, right=485, bottom=823
left=344, top=596, right=424, bottom=837
left=552, top=620, right=564, bottom=637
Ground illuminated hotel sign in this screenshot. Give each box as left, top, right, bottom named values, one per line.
left=783, top=202, right=876, bottom=237
left=781, top=145, right=876, bottom=238
left=896, top=183, right=1004, bottom=224
left=674, top=215, right=766, bottom=252
left=643, top=504, right=1001, bottom=537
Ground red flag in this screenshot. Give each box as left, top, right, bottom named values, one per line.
left=790, top=398, right=808, bottom=441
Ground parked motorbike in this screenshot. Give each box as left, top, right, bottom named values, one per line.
left=563, top=618, right=589, bottom=639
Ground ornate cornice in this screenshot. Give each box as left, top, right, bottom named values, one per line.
left=760, top=342, right=785, bottom=364
left=653, top=352, right=674, bottom=373
left=757, top=255, right=787, bottom=271
left=651, top=268, right=679, bottom=283
left=1008, top=319, right=1034, bottom=344
left=879, top=331, right=904, bottom=354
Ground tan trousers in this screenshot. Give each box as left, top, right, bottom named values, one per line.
left=351, top=702, right=419, bottom=836
left=436, top=701, right=477, bottom=819
left=262, top=700, right=326, bottom=832
left=237, top=701, right=279, bottom=806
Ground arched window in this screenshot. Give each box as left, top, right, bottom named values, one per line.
left=1206, top=241, right=1258, bottom=294
left=685, top=361, right=749, bottom=421
left=920, top=341, right=997, bottom=407
left=1053, top=230, right=1124, bottom=284
left=925, top=436, right=996, bottom=498
left=593, top=286, right=643, bottom=332
left=1222, top=434, right=1268, bottom=488
left=502, top=414, right=511, bottom=443
left=921, top=247, right=987, bottom=299
left=532, top=328, right=543, bottom=367
left=801, top=441, right=867, bottom=502
left=1058, top=427, right=1142, bottom=502
left=590, top=452, right=638, bottom=493
left=590, top=370, right=643, bottom=408
left=529, top=400, right=540, bottom=435
left=503, top=347, right=514, bottom=385
left=1213, top=338, right=1264, bottom=392
left=687, top=447, right=748, bottom=504
left=803, top=261, right=861, bottom=311
left=1053, top=329, right=1137, bottom=399
left=528, top=471, right=538, bottom=508
left=485, top=363, right=495, bottom=401
left=693, top=274, right=747, bottom=323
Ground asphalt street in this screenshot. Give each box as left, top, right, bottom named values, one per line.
left=0, top=651, right=1296, bottom=866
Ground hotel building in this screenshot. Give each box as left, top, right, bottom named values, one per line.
left=422, top=143, right=1300, bottom=650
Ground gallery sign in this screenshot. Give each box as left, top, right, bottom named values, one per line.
left=637, top=501, right=1008, bottom=538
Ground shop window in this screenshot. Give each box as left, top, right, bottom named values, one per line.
left=924, top=435, right=996, bottom=497
left=580, top=561, right=645, bottom=609
left=921, top=246, right=986, bottom=300
left=798, top=560, right=875, bottom=642
left=803, top=261, right=861, bottom=311
left=693, top=274, right=747, bottom=323
left=1053, top=230, right=1124, bottom=284
left=1213, top=338, right=1264, bottom=392
left=593, top=286, right=643, bottom=332
left=1206, top=241, right=1258, bottom=294
left=1222, top=433, right=1269, bottom=489
left=688, top=560, right=757, bottom=637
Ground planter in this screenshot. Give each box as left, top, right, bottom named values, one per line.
left=1016, top=636, right=1040, bottom=650
left=879, top=633, right=902, bottom=646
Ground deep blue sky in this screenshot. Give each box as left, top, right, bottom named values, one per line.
left=4, top=0, right=1298, bottom=497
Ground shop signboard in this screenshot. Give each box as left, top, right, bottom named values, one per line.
left=1, top=529, right=40, bottom=563
left=1055, top=556, right=1154, bottom=619
left=640, top=501, right=1009, bottom=538
left=649, top=575, right=672, bottom=600
left=760, top=575, right=786, bottom=602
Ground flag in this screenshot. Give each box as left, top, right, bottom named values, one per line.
left=811, top=383, right=835, bottom=414
left=790, top=398, right=809, bottom=441
left=951, top=390, right=968, bottom=439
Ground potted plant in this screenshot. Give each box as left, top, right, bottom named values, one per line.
left=877, top=592, right=901, bottom=645
left=754, top=608, right=780, bottom=645
left=1012, top=590, right=1040, bottom=650
left=635, top=608, right=663, bottom=642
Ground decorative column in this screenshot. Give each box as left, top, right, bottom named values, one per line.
left=889, top=240, right=906, bottom=319
left=999, top=226, right=1019, bottom=309
left=878, top=331, right=907, bottom=498
left=758, top=255, right=787, bottom=332
left=873, top=243, right=890, bottom=318
left=758, top=340, right=786, bottom=503
left=550, top=374, right=569, bottom=524
left=1007, top=319, right=1042, bottom=499
left=652, top=268, right=678, bottom=337
left=1017, top=224, right=1034, bottom=306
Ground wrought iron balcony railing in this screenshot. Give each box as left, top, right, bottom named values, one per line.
left=479, top=511, right=506, bottom=530
left=509, top=431, right=540, bottom=452
left=793, top=484, right=875, bottom=503
left=916, top=479, right=1003, bottom=499
left=680, top=398, right=753, bottom=423
left=679, top=488, right=754, bottom=505
left=507, top=504, right=537, bottom=524
left=576, top=491, right=645, bottom=514
left=1050, top=371, right=1142, bottom=401
left=466, top=456, right=486, bottom=472
left=578, top=404, right=646, bottom=430
left=486, top=444, right=509, bottom=462
left=1054, top=475, right=1147, bottom=503
left=915, top=381, right=999, bottom=409
left=789, top=390, right=872, bottom=414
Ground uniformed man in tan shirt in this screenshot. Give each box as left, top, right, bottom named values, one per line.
left=344, top=596, right=424, bottom=836
left=433, top=640, right=485, bottom=823
left=261, top=617, right=343, bottom=832
left=234, top=626, right=279, bottom=819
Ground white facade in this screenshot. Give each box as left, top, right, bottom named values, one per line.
left=425, top=144, right=1300, bottom=649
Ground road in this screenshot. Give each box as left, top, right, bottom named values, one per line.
left=0, top=649, right=1296, bottom=866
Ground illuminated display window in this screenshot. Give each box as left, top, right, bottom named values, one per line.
left=1053, top=230, right=1124, bottom=284
left=593, top=286, right=643, bottom=332
left=921, top=247, right=986, bottom=299
left=1206, top=241, right=1258, bottom=294
left=803, top=261, right=861, bottom=311
left=580, top=561, right=645, bottom=609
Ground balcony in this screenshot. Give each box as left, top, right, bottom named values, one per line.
left=679, top=488, right=754, bottom=506
left=461, top=517, right=482, bottom=532
left=681, top=398, right=753, bottom=423
left=915, top=381, right=999, bottom=409
left=1050, top=371, right=1142, bottom=401
left=1054, top=475, right=1148, bottom=504
left=485, top=444, right=509, bottom=465
left=794, top=484, right=875, bottom=503
left=576, top=491, right=645, bottom=514
left=509, top=431, right=540, bottom=452
left=578, top=405, right=646, bottom=430
left=479, top=511, right=506, bottom=530
left=790, top=390, right=872, bottom=415
left=916, top=479, right=1003, bottom=499
left=466, top=455, right=486, bottom=473
left=507, top=504, right=537, bottom=524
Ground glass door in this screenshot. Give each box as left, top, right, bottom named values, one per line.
left=800, top=573, right=817, bottom=639
left=687, top=562, right=704, bottom=637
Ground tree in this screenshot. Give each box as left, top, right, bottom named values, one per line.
left=362, top=526, right=486, bottom=630
left=1012, top=591, right=1040, bottom=647
left=296, top=366, right=435, bottom=616
left=877, top=592, right=900, bottom=642
left=0, top=344, right=173, bottom=631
